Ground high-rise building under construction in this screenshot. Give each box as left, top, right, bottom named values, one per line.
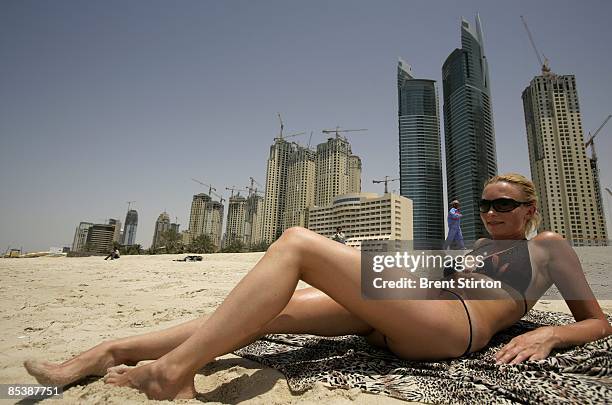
left=188, top=193, right=224, bottom=249
left=315, top=136, right=362, bottom=207
left=122, top=209, right=138, bottom=246
left=262, top=138, right=294, bottom=243
left=225, top=193, right=248, bottom=246
left=522, top=72, right=607, bottom=245
left=262, top=134, right=361, bottom=244
left=284, top=145, right=316, bottom=229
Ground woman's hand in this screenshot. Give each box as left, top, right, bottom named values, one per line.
left=495, top=326, right=558, bottom=365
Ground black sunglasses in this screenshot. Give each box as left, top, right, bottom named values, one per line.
left=479, top=198, right=532, bottom=213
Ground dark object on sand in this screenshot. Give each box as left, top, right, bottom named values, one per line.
left=174, top=255, right=203, bottom=262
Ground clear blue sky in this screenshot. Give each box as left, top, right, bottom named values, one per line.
left=1, top=0, right=611, bottom=252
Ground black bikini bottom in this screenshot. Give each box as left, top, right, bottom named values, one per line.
left=440, top=288, right=473, bottom=357
left=381, top=290, right=528, bottom=357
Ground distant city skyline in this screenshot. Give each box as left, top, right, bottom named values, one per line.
left=1, top=1, right=611, bottom=252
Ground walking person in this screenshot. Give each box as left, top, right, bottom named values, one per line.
left=444, top=200, right=465, bottom=250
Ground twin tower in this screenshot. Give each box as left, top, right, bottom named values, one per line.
left=399, top=15, right=495, bottom=243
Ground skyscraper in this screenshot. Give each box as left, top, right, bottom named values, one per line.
left=108, top=218, right=122, bottom=243
left=188, top=193, right=225, bottom=249
left=284, top=145, right=316, bottom=229
left=314, top=136, right=361, bottom=207
left=245, top=192, right=264, bottom=248
left=442, top=15, right=497, bottom=241
left=397, top=59, right=444, bottom=244
left=225, top=193, right=247, bottom=246
left=151, top=211, right=171, bottom=249
left=122, top=209, right=138, bottom=246
left=522, top=72, right=608, bottom=245
left=262, top=138, right=293, bottom=243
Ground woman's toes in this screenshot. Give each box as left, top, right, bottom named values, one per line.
left=106, top=365, right=130, bottom=375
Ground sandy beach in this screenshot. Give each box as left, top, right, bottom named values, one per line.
left=0, top=248, right=610, bottom=404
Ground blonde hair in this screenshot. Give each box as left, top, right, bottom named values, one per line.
left=484, top=173, right=542, bottom=238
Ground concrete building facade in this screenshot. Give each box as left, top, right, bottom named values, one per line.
left=85, top=224, right=115, bottom=254
left=72, top=222, right=93, bottom=252
left=284, top=146, right=316, bottom=229
left=262, top=139, right=294, bottom=243
left=308, top=192, right=413, bottom=250
left=442, top=15, right=497, bottom=241
left=225, top=194, right=248, bottom=246
left=522, top=73, right=607, bottom=245
left=397, top=59, right=445, bottom=244
left=152, top=211, right=171, bottom=249
left=108, top=219, right=122, bottom=243
left=315, top=137, right=362, bottom=207
left=188, top=193, right=224, bottom=249
left=244, top=193, right=265, bottom=248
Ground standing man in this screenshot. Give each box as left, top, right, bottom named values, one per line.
left=444, top=200, right=465, bottom=250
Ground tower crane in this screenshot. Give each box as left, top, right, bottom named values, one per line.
left=520, top=15, right=551, bottom=75
left=322, top=127, right=368, bottom=140
left=226, top=186, right=249, bottom=198
left=585, top=115, right=611, bottom=160
left=372, top=176, right=400, bottom=194
left=274, top=113, right=306, bottom=141
left=191, top=178, right=216, bottom=196
left=247, top=177, right=264, bottom=196
left=126, top=201, right=136, bottom=211
left=210, top=189, right=225, bottom=204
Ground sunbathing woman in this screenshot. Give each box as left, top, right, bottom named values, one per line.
left=25, top=173, right=611, bottom=400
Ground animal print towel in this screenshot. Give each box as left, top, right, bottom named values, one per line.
left=234, top=310, right=611, bottom=404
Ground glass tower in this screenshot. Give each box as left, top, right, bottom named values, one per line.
left=397, top=59, right=444, bottom=245
left=442, top=15, right=497, bottom=241
left=122, top=209, right=138, bottom=246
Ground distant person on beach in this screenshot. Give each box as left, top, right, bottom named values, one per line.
left=25, top=173, right=611, bottom=401
left=104, top=248, right=120, bottom=260
left=444, top=199, right=465, bottom=250
left=332, top=227, right=346, bottom=244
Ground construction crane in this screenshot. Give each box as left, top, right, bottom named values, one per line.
left=226, top=186, right=248, bottom=198
left=126, top=201, right=136, bottom=211
left=520, top=15, right=551, bottom=75
left=585, top=115, right=611, bottom=160
left=274, top=113, right=306, bottom=141
left=322, top=127, right=368, bottom=140
left=277, top=113, right=284, bottom=138
left=372, top=176, right=400, bottom=194
left=210, top=189, right=225, bottom=204
left=191, top=178, right=216, bottom=196
left=247, top=177, right=264, bottom=196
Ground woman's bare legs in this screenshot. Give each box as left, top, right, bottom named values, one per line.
left=105, top=227, right=469, bottom=400
left=25, top=287, right=374, bottom=387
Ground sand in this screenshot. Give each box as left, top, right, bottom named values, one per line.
left=0, top=248, right=610, bottom=404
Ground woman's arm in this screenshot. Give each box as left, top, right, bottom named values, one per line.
left=495, top=232, right=611, bottom=364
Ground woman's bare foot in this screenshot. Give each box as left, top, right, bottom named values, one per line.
left=24, top=343, right=121, bottom=386
left=104, top=362, right=196, bottom=400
